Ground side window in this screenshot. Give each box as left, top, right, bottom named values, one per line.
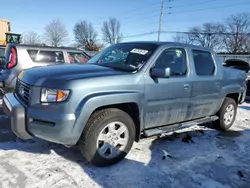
left=35, top=51, right=65, bottom=63
left=27, top=50, right=38, bottom=61
left=154, top=48, right=187, bottom=76
left=67, top=52, right=89, bottom=63
left=193, top=50, right=215, bottom=75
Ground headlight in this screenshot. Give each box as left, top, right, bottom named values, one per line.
left=41, top=88, right=70, bottom=103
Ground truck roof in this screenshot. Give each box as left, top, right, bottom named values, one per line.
left=119, top=41, right=214, bottom=52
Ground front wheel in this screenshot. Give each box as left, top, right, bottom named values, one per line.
left=214, top=97, right=237, bottom=130
left=78, top=108, right=136, bottom=167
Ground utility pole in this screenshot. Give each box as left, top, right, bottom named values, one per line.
left=158, top=1, right=164, bottom=41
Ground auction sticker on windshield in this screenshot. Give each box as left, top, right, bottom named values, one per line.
left=130, top=48, right=148, bottom=55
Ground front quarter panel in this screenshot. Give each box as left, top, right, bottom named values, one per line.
left=70, top=91, right=144, bottom=145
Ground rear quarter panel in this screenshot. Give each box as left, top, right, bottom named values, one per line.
left=220, top=67, right=247, bottom=98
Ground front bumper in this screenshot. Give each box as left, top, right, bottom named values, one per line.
left=3, top=93, right=78, bottom=145
left=3, top=93, right=33, bottom=139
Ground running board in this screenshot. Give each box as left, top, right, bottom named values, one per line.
left=143, top=116, right=219, bottom=137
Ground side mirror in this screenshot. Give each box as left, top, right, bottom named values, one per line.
left=150, top=67, right=170, bottom=78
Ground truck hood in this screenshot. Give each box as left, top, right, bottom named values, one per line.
left=18, top=64, right=129, bottom=86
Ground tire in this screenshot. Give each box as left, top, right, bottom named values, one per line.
left=78, top=108, right=136, bottom=167
left=214, top=97, right=237, bottom=130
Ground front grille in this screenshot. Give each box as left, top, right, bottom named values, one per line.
left=16, top=79, right=31, bottom=105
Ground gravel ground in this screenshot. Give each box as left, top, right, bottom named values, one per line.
left=0, top=101, right=250, bottom=188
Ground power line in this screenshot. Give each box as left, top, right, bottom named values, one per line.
left=119, top=0, right=216, bottom=18
left=115, top=8, right=161, bottom=22
left=119, top=0, right=213, bottom=24
left=72, top=0, right=249, bottom=41
left=120, top=0, right=248, bottom=27
left=92, top=0, right=222, bottom=30
left=158, top=0, right=174, bottom=41
left=76, top=1, right=162, bottom=28
left=122, top=30, right=250, bottom=39
left=167, top=0, right=217, bottom=9
left=161, top=31, right=250, bottom=35
left=158, top=1, right=164, bottom=41
left=123, top=1, right=163, bottom=12
left=169, top=1, right=250, bottom=14
left=123, top=21, right=159, bottom=30
left=123, top=31, right=158, bottom=38
left=90, top=7, right=162, bottom=29
left=91, top=12, right=160, bottom=29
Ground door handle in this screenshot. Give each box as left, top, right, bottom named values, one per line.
left=215, top=82, right=220, bottom=87
left=184, top=84, right=190, bottom=90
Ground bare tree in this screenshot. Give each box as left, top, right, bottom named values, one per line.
left=44, top=19, right=69, bottom=47
left=102, top=18, right=123, bottom=44
left=172, top=23, right=225, bottom=51
left=189, top=23, right=225, bottom=50
left=222, top=12, right=250, bottom=53
left=73, top=20, right=103, bottom=51
left=173, top=33, right=194, bottom=44
left=22, top=31, right=41, bottom=45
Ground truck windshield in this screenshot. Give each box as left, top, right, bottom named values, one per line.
left=87, top=43, right=158, bottom=72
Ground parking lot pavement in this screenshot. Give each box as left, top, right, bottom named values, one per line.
left=0, top=102, right=250, bottom=188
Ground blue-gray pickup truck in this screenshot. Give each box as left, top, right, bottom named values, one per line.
left=2, top=42, right=248, bottom=166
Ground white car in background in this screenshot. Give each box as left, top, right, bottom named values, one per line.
left=0, top=43, right=91, bottom=92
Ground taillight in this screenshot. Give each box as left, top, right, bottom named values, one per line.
left=7, top=47, right=17, bottom=69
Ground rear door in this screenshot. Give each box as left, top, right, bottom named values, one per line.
left=188, top=49, right=223, bottom=120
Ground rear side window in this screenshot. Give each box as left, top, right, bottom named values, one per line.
left=35, top=51, right=65, bottom=63
left=27, top=50, right=38, bottom=61
left=193, top=50, right=215, bottom=75
left=67, top=52, right=89, bottom=63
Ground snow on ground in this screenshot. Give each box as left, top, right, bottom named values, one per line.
left=0, top=102, right=250, bottom=188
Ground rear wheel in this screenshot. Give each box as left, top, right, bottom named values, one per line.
left=78, top=108, right=135, bottom=167
left=214, top=97, right=237, bottom=130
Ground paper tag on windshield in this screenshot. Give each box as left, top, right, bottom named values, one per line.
left=130, top=48, right=148, bottom=55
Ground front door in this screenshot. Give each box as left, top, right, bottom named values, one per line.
left=144, top=47, right=192, bottom=129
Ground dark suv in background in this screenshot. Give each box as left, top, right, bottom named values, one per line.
left=0, top=44, right=91, bottom=91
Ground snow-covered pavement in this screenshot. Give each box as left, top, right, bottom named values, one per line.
left=0, top=102, right=250, bottom=188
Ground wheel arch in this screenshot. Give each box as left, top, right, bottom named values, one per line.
left=71, top=91, right=144, bottom=145
left=225, top=93, right=240, bottom=104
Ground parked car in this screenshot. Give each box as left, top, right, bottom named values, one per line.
left=3, top=41, right=247, bottom=167
left=0, top=44, right=91, bottom=91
